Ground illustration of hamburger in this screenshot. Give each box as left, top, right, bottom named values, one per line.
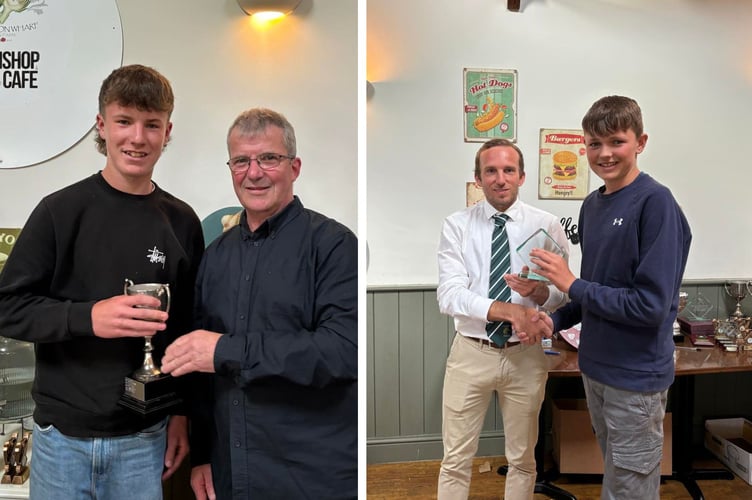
left=552, top=150, right=578, bottom=181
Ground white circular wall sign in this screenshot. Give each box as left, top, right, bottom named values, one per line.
left=0, top=0, right=123, bottom=169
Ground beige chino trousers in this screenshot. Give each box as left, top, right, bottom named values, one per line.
left=438, top=334, right=548, bottom=500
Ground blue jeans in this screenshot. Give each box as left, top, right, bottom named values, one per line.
left=30, top=419, right=167, bottom=500
left=582, top=374, right=667, bottom=500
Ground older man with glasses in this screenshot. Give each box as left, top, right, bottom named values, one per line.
left=161, top=108, right=358, bottom=500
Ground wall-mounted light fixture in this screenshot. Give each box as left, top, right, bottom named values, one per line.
left=236, top=0, right=302, bottom=21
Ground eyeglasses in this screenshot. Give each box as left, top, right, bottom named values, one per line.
left=226, top=153, right=294, bottom=172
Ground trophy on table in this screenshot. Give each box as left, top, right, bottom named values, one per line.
left=2, top=432, right=30, bottom=485
left=724, top=280, right=752, bottom=318
left=679, top=292, right=716, bottom=345
left=119, top=279, right=181, bottom=415
left=683, top=292, right=714, bottom=321
left=673, top=291, right=688, bottom=337
left=515, top=228, right=567, bottom=282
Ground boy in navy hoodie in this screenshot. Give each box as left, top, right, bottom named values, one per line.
left=531, top=95, right=691, bottom=499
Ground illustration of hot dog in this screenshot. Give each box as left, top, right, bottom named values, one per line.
left=473, top=96, right=505, bottom=132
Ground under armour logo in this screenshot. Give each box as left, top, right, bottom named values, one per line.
left=613, top=218, right=623, bottom=226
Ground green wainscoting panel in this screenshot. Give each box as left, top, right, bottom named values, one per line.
left=371, top=291, right=400, bottom=438
left=398, top=291, right=424, bottom=436
left=367, top=292, right=375, bottom=438
left=423, top=291, right=451, bottom=435
left=367, top=288, right=510, bottom=463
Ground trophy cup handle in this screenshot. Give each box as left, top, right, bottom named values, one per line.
left=124, top=278, right=134, bottom=294
left=724, top=282, right=732, bottom=297
left=163, top=284, right=171, bottom=314
left=747, top=281, right=752, bottom=301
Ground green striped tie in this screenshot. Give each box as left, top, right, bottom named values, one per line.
left=486, top=213, right=512, bottom=345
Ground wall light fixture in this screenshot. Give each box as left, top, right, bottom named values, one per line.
left=236, top=0, right=302, bottom=21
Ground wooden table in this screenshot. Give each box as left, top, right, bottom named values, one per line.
left=526, top=338, right=752, bottom=500
left=668, top=341, right=751, bottom=499
left=545, top=338, right=752, bottom=376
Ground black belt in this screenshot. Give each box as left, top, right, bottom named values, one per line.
left=469, top=336, right=521, bottom=349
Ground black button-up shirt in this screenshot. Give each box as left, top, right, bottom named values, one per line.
left=190, top=197, right=357, bottom=499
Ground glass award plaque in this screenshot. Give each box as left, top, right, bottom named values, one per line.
left=684, top=292, right=714, bottom=321
left=515, top=228, right=567, bottom=281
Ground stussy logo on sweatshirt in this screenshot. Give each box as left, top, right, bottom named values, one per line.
left=147, top=246, right=166, bottom=269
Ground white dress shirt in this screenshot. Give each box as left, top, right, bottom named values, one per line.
left=437, top=198, right=569, bottom=341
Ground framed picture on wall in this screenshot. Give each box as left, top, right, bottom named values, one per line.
left=466, top=182, right=484, bottom=207
left=538, top=128, right=590, bottom=200
left=0, top=228, right=22, bottom=274
left=463, top=68, right=517, bottom=143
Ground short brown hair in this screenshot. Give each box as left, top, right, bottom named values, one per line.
left=474, top=138, right=524, bottom=178
left=94, top=65, right=174, bottom=155
left=582, top=95, right=643, bottom=138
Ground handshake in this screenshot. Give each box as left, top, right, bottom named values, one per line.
left=488, top=301, right=553, bottom=345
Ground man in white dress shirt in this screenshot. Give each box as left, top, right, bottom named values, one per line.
left=436, top=138, right=569, bottom=499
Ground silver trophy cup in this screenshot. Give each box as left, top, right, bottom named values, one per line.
left=724, top=280, right=750, bottom=318
left=123, top=280, right=171, bottom=380
left=120, top=279, right=179, bottom=415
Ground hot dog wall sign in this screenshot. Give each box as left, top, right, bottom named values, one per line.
left=463, top=68, right=517, bottom=143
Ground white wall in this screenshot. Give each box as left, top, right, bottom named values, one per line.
left=367, top=0, right=752, bottom=285
left=0, top=0, right=357, bottom=233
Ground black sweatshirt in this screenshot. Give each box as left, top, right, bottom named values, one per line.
left=0, top=173, right=204, bottom=436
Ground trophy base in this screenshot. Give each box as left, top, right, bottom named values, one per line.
left=677, top=317, right=715, bottom=335
left=689, top=333, right=716, bottom=348
left=118, top=374, right=181, bottom=416
left=517, top=271, right=549, bottom=282
left=1, top=465, right=29, bottom=485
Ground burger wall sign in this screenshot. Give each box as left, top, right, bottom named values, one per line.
left=538, top=128, right=590, bottom=200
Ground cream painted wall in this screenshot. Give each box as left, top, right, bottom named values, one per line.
left=367, top=0, right=752, bottom=285
left=0, top=0, right=357, bottom=233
